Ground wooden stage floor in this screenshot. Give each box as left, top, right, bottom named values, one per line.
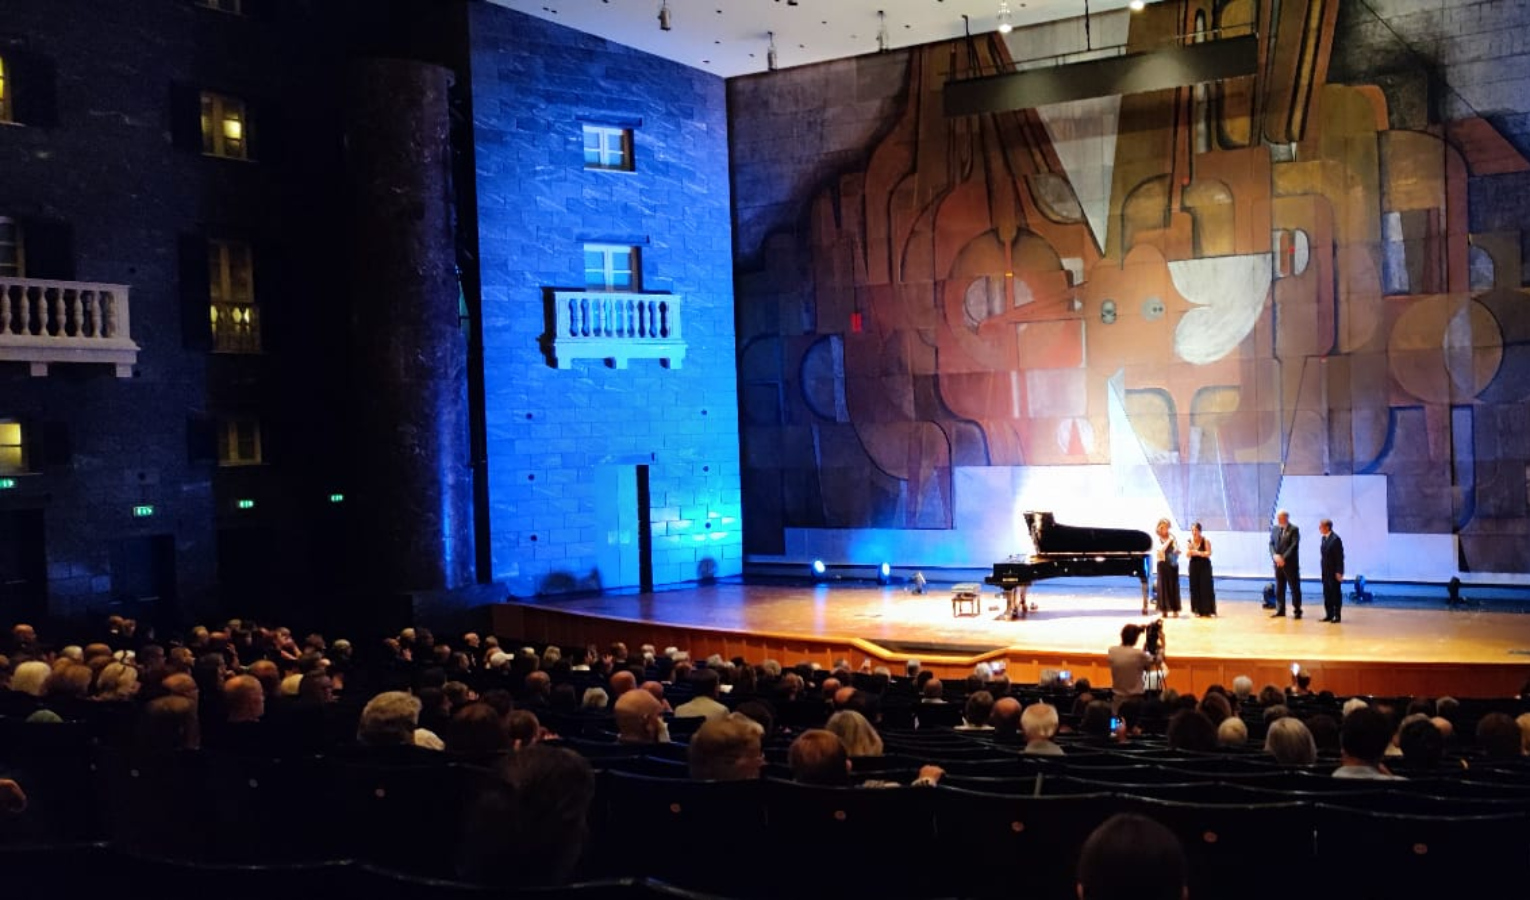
left=500, top=580, right=1530, bottom=697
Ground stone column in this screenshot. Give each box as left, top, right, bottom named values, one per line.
left=343, top=58, right=474, bottom=593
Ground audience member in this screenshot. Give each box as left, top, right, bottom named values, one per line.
left=673, top=669, right=728, bottom=721
left=1333, top=706, right=1403, bottom=779
left=957, top=690, right=995, bottom=731
left=1216, top=716, right=1248, bottom=748
left=1021, top=702, right=1064, bottom=756
left=826, top=710, right=883, bottom=757
left=1264, top=716, right=1317, bottom=765
left=1166, top=709, right=1217, bottom=752
left=688, top=713, right=765, bottom=781
left=1077, top=813, right=1187, bottom=900
left=614, top=687, right=665, bottom=744
left=1475, top=712, right=1524, bottom=760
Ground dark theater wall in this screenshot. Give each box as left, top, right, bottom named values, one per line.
left=468, top=6, right=743, bottom=597
left=729, top=0, right=1530, bottom=581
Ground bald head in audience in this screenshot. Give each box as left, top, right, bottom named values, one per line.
left=608, top=670, right=637, bottom=696
left=991, top=696, right=1023, bottom=734
left=223, top=675, right=264, bottom=723
left=614, top=688, right=664, bottom=744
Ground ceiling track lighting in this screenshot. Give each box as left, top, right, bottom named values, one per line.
left=658, top=0, right=671, bottom=31
left=767, top=30, right=779, bottom=71
left=876, top=10, right=889, bottom=53
left=997, top=0, right=1014, bottom=34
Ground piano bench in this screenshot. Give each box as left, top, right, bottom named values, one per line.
left=951, top=583, right=982, bottom=618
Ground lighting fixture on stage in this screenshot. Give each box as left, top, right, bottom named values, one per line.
left=658, top=0, right=672, bottom=31
left=811, top=559, right=827, bottom=579
left=996, top=1, right=1014, bottom=34
left=876, top=10, right=889, bottom=53
left=911, top=571, right=927, bottom=594
left=767, top=31, right=778, bottom=71
left=877, top=562, right=892, bottom=585
left=1129, top=0, right=1146, bottom=10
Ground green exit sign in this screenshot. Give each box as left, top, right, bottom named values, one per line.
left=236, top=498, right=256, bottom=510
left=132, top=505, right=155, bottom=518
left=0, top=478, right=16, bottom=490
left=328, top=493, right=345, bottom=504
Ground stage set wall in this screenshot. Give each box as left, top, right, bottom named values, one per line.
left=468, top=6, right=744, bottom=599
left=729, top=0, right=1530, bottom=585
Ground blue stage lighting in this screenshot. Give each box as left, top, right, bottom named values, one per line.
left=877, top=562, right=892, bottom=584
left=811, top=559, right=827, bottom=578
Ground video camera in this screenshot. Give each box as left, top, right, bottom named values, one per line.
left=1143, top=617, right=1165, bottom=657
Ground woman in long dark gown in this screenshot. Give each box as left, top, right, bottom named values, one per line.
left=1153, top=518, right=1181, bottom=617
left=1187, top=521, right=1217, bottom=617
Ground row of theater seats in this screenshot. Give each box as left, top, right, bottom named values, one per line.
left=4, top=737, right=1522, bottom=900
left=0, top=844, right=722, bottom=900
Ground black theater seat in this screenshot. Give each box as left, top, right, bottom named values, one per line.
left=933, top=787, right=1117, bottom=899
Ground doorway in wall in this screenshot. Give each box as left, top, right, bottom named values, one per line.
left=594, top=464, right=653, bottom=592
left=110, top=534, right=178, bottom=630
left=0, top=509, right=48, bottom=626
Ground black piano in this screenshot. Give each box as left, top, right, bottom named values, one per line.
left=984, top=511, right=1153, bottom=620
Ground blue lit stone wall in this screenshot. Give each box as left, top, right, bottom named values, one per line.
left=468, top=6, right=741, bottom=595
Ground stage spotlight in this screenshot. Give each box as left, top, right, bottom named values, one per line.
left=1129, top=0, right=1146, bottom=11
left=877, top=562, right=892, bottom=584
left=996, top=1, right=1014, bottom=34
left=811, top=559, right=827, bottom=579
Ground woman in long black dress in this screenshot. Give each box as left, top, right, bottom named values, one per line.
left=1153, top=518, right=1181, bottom=617
left=1187, top=521, right=1217, bottom=617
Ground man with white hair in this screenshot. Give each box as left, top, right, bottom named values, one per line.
left=1021, top=702, right=1064, bottom=756
left=973, top=662, right=993, bottom=682
left=1217, top=717, right=1249, bottom=748
left=1232, top=676, right=1253, bottom=704
left=1342, top=697, right=1368, bottom=718
left=906, top=659, right=922, bottom=679
left=1268, top=509, right=1303, bottom=619
left=358, top=691, right=423, bottom=747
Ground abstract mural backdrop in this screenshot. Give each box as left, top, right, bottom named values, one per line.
left=731, top=0, right=1530, bottom=578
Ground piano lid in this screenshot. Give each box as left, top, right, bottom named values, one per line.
left=1025, top=511, right=1152, bottom=555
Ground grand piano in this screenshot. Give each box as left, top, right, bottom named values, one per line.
left=984, top=511, right=1153, bottom=620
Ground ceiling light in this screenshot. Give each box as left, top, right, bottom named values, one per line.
left=658, top=0, right=671, bottom=31
left=767, top=31, right=778, bottom=71
left=877, top=10, right=889, bottom=53
left=997, top=1, right=1014, bottom=34
left=1129, top=0, right=1146, bottom=10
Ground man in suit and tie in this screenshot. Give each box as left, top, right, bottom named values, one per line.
left=1319, top=518, right=1345, bottom=623
left=1269, top=510, right=1302, bottom=619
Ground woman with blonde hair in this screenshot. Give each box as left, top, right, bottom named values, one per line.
left=1152, top=518, right=1182, bottom=617
left=825, top=709, right=884, bottom=758
left=96, top=662, right=140, bottom=701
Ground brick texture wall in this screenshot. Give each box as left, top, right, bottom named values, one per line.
left=468, top=6, right=742, bottom=595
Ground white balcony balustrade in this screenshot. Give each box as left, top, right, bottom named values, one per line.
left=551, top=290, right=686, bottom=369
left=0, top=277, right=139, bottom=377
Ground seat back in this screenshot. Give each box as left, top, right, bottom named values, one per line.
left=762, top=779, right=936, bottom=895
left=933, top=787, right=1118, bottom=899
left=1314, top=805, right=1530, bottom=896
left=1126, top=797, right=1313, bottom=900
left=593, top=771, right=764, bottom=893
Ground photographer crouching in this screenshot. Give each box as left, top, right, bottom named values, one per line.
left=1108, top=620, right=1165, bottom=713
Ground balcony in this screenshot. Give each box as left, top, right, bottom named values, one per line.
left=548, top=290, right=686, bottom=370
left=0, top=277, right=139, bottom=377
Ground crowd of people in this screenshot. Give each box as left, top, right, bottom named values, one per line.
left=0, top=614, right=1526, bottom=896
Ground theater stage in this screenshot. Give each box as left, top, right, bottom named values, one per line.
left=491, top=580, right=1530, bottom=699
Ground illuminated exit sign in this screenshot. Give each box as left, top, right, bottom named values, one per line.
left=0, top=478, right=16, bottom=490
left=132, top=505, right=155, bottom=518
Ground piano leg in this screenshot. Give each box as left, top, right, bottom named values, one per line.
left=996, top=586, right=1030, bottom=621
left=1138, top=573, right=1150, bottom=616
left=1020, top=584, right=1030, bottom=619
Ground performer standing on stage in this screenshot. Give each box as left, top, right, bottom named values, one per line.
left=1269, top=510, right=1302, bottom=619
left=1319, top=518, right=1345, bottom=624
left=1186, top=522, right=1216, bottom=618
left=1152, top=519, right=1181, bottom=617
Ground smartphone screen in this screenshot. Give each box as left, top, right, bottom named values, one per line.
left=1110, top=717, right=1121, bottom=731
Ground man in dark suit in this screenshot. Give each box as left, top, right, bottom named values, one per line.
left=1319, top=518, right=1345, bottom=623
left=1269, top=510, right=1302, bottom=619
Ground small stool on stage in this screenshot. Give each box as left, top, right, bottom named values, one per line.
left=951, top=583, right=982, bottom=617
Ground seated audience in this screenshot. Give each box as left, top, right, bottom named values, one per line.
left=1333, top=706, right=1404, bottom=779
left=459, top=745, right=596, bottom=888
left=687, top=713, right=765, bottom=781
left=1216, top=716, right=1248, bottom=748
left=614, top=687, right=665, bottom=744
left=1077, top=813, right=1187, bottom=900
left=1397, top=717, right=1446, bottom=769
left=1264, top=716, right=1317, bottom=765
left=990, top=696, right=1023, bottom=739
left=825, top=708, right=883, bottom=756
left=1475, top=712, right=1525, bottom=760
left=1021, top=702, right=1064, bottom=756
left=1166, top=710, right=1217, bottom=752
left=673, top=668, right=728, bottom=722
left=449, top=702, right=511, bottom=757
left=957, top=690, right=995, bottom=731
left=357, top=691, right=423, bottom=748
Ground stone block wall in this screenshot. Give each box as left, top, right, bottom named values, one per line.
left=468, top=6, right=741, bottom=595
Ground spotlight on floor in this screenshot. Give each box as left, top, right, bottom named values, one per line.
left=811, top=559, right=827, bottom=580
left=877, top=562, right=892, bottom=585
